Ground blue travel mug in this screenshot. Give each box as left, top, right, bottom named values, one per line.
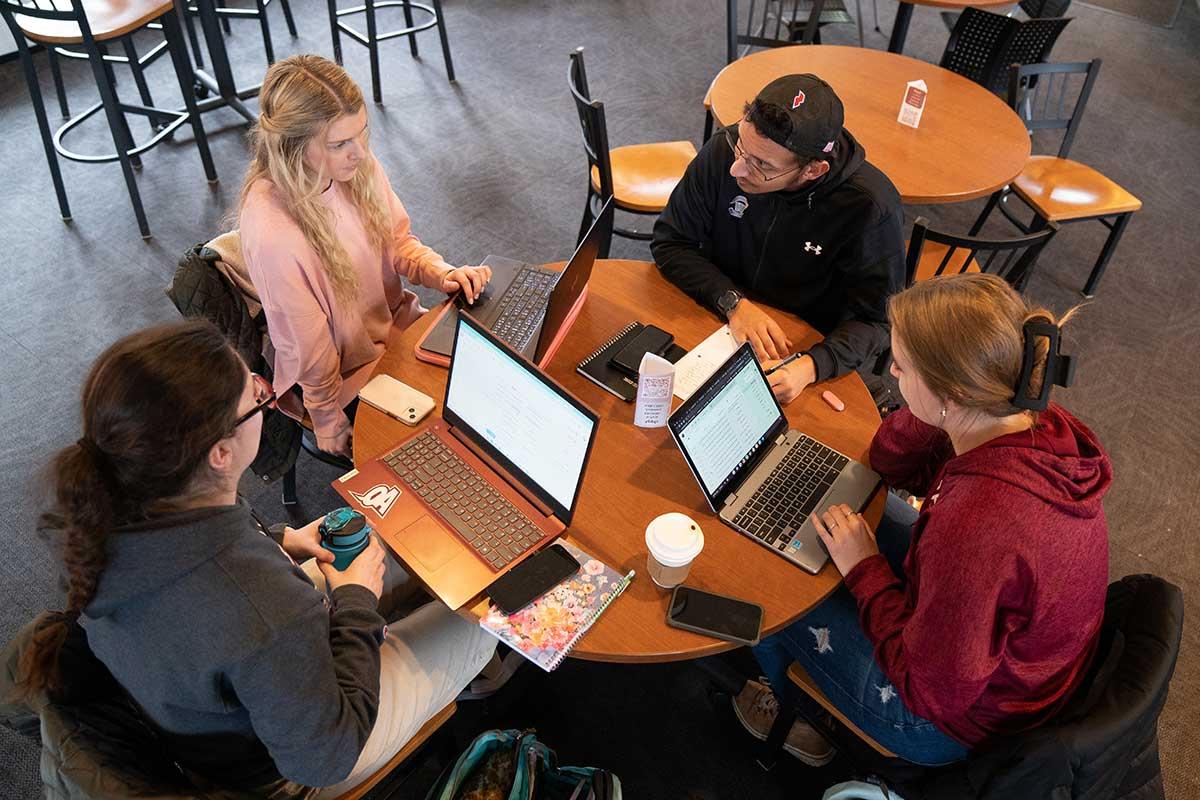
left=319, top=507, right=373, bottom=571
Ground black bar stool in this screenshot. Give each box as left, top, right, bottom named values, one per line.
left=1, top=0, right=218, bottom=238
left=327, top=0, right=454, bottom=103
left=181, top=0, right=297, bottom=70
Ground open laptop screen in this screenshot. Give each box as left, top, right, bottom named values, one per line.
left=669, top=344, right=786, bottom=507
left=445, top=313, right=599, bottom=522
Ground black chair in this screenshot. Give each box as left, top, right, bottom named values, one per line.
left=181, top=0, right=297, bottom=69
left=1, top=0, right=217, bottom=238
left=905, top=215, right=1059, bottom=289
left=569, top=47, right=696, bottom=259
left=763, top=574, right=1183, bottom=800
left=970, top=60, right=1139, bottom=298
left=42, top=24, right=169, bottom=123
left=327, top=0, right=454, bottom=104
left=940, top=0, right=1072, bottom=34
left=940, top=7, right=1070, bottom=96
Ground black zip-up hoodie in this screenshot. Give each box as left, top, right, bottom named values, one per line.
left=651, top=125, right=905, bottom=381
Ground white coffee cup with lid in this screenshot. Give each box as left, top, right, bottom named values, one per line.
left=645, top=512, right=704, bottom=589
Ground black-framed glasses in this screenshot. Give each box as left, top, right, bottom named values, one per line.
left=232, top=373, right=277, bottom=430
left=724, top=122, right=804, bottom=183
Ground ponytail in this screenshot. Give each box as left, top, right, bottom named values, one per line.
left=13, top=320, right=244, bottom=701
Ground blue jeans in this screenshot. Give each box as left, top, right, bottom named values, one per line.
left=752, top=492, right=969, bottom=766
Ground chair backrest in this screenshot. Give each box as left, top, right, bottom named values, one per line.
left=1008, top=59, right=1101, bottom=159
left=941, top=8, right=1070, bottom=96
left=726, top=0, right=826, bottom=63
left=567, top=47, right=614, bottom=201
left=0, top=0, right=100, bottom=55
left=1018, top=0, right=1071, bottom=17
left=905, top=216, right=1059, bottom=289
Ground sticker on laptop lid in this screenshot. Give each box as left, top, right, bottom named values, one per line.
left=350, top=484, right=401, bottom=518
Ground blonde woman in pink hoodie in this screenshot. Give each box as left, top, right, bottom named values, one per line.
left=240, top=55, right=490, bottom=458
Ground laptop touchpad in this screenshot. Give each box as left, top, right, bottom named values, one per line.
left=402, top=516, right=461, bottom=571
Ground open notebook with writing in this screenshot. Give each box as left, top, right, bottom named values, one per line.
left=479, top=541, right=634, bottom=671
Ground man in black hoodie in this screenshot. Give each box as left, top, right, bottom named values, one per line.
left=652, top=74, right=905, bottom=404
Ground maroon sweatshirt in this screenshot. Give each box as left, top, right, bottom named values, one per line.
left=844, top=404, right=1112, bottom=748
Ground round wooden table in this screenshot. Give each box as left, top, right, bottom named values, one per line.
left=707, top=45, right=1030, bottom=205
left=887, top=0, right=1015, bottom=54
left=354, top=260, right=884, bottom=663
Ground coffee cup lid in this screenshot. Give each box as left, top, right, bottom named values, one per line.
left=645, top=512, right=704, bottom=567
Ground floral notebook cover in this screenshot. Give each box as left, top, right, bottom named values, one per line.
left=479, top=541, right=634, bottom=672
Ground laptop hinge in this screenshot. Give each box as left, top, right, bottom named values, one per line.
left=449, top=425, right=555, bottom=518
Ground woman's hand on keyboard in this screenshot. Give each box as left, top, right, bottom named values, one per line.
left=442, top=265, right=493, bottom=304
left=811, top=503, right=879, bottom=577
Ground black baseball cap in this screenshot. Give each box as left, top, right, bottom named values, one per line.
left=752, top=74, right=844, bottom=159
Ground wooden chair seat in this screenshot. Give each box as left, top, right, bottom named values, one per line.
left=908, top=239, right=982, bottom=282
left=590, top=140, right=697, bottom=213
left=787, top=663, right=898, bottom=758
left=331, top=701, right=456, bottom=800
left=1011, top=155, right=1142, bottom=222
left=15, top=0, right=174, bottom=43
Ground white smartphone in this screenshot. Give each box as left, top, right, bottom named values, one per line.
left=358, top=375, right=436, bottom=426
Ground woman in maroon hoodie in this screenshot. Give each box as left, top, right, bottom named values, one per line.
left=734, top=273, right=1112, bottom=767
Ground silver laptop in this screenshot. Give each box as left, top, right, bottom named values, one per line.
left=668, top=344, right=881, bottom=574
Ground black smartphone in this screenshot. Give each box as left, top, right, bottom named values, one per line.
left=485, top=544, right=581, bottom=614
left=666, top=585, right=764, bottom=646
left=610, top=325, right=674, bottom=377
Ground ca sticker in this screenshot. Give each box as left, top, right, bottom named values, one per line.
left=350, top=483, right=401, bottom=518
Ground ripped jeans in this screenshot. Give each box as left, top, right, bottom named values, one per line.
left=751, top=492, right=969, bottom=766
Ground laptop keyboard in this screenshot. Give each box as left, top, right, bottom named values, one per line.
left=490, top=268, right=557, bottom=349
left=732, top=436, right=849, bottom=554
left=384, top=431, right=547, bottom=571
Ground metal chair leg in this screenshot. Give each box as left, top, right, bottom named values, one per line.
left=1082, top=212, right=1131, bottom=298
left=431, top=0, right=455, bottom=82
left=855, top=0, right=864, bottom=45
left=97, top=42, right=142, bottom=171
left=162, top=6, right=218, bottom=184
left=401, top=0, right=418, bottom=56
left=364, top=0, right=382, bottom=102
left=216, top=0, right=231, bottom=33
left=121, top=36, right=157, bottom=133
left=327, top=0, right=343, bottom=63
left=279, top=0, right=297, bottom=36
left=14, top=37, right=71, bottom=220
left=757, top=696, right=798, bottom=771
left=88, top=40, right=150, bottom=237
left=182, top=4, right=205, bottom=67
left=282, top=462, right=298, bottom=506
left=969, top=189, right=1003, bottom=235
left=255, top=0, right=276, bottom=64
left=46, top=45, right=71, bottom=118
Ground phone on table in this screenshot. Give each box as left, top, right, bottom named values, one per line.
left=486, top=544, right=581, bottom=615
left=666, top=585, right=763, bottom=646
left=358, top=374, right=435, bottom=426
left=610, top=325, right=674, bottom=377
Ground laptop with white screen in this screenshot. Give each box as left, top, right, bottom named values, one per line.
left=335, top=312, right=600, bottom=609
left=668, top=343, right=880, bottom=574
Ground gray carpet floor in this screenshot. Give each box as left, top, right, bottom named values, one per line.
left=1, top=0, right=1198, bottom=797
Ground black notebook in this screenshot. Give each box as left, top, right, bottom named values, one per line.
left=576, top=322, right=686, bottom=402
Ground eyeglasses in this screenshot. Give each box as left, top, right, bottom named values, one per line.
left=232, top=373, right=277, bottom=430
left=724, top=122, right=804, bottom=183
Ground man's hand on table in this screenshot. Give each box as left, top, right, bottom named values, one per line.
left=727, top=299, right=791, bottom=360
left=765, top=354, right=816, bottom=405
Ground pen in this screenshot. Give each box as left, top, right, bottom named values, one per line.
left=764, top=352, right=802, bottom=376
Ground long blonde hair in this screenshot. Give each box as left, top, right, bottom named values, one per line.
left=240, top=55, right=391, bottom=303
left=889, top=273, right=1078, bottom=418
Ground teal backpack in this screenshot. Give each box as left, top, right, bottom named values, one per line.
left=427, top=729, right=621, bottom=800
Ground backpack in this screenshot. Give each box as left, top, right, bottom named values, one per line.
left=427, top=730, right=621, bottom=800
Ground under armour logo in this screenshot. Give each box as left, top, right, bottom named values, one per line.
left=805, top=241, right=822, bottom=255
left=792, top=91, right=806, bottom=109
left=350, top=483, right=401, bottom=518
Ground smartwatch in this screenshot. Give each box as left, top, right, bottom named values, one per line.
left=716, top=289, right=744, bottom=319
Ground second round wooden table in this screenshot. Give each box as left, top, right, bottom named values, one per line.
left=354, top=260, right=885, bottom=663
left=707, top=44, right=1030, bottom=205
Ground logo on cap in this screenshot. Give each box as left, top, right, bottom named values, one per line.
left=792, top=91, right=806, bottom=109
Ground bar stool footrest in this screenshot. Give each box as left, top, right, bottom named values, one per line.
left=52, top=102, right=190, bottom=163
left=334, top=1, right=438, bottom=46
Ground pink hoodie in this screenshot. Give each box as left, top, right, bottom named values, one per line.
left=240, top=159, right=452, bottom=439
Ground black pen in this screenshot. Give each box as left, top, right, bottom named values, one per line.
left=764, top=352, right=802, bottom=376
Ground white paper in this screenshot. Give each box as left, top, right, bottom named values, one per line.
left=898, top=79, right=927, bottom=129
left=634, top=353, right=675, bottom=428
left=672, top=325, right=740, bottom=401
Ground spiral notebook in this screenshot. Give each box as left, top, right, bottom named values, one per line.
left=479, top=541, right=634, bottom=672
left=576, top=322, right=686, bottom=402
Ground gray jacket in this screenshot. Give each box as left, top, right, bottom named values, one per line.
left=80, top=501, right=385, bottom=789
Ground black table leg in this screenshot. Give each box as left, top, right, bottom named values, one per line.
left=888, top=1, right=914, bottom=53
left=190, top=0, right=259, bottom=121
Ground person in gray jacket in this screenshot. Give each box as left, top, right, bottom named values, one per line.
left=13, top=319, right=494, bottom=798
